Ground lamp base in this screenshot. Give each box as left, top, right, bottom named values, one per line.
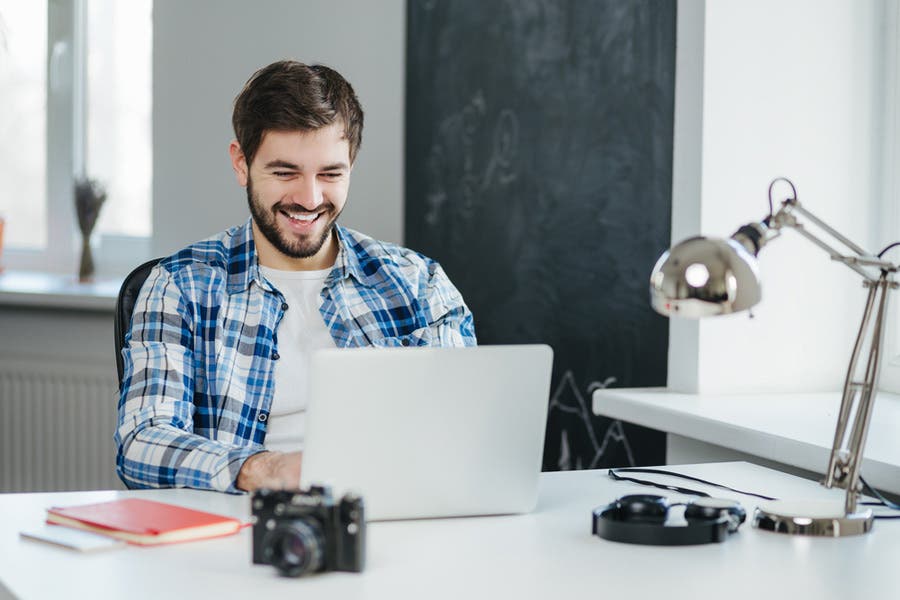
left=752, top=500, right=873, bottom=537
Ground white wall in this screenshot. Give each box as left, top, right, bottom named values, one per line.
left=669, top=0, right=885, bottom=394
left=151, top=0, right=405, bottom=257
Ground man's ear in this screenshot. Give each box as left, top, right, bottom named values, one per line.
left=229, top=140, right=249, bottom=187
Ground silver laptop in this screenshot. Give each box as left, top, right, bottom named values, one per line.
left=300, top=344, right=553, bottom=521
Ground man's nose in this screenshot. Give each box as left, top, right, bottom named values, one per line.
left=288, top=177, right=323, bottom=210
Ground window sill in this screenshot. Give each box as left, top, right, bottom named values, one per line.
left=0, top=270, right=120, bottom=312
left=592, top=387, right=900, bottom=495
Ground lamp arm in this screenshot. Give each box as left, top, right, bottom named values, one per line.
left=824, top=275, right=892, bottom=513
left=767, top=200, right=897, bottom=280
left=752, top=199, right=898, bottom=514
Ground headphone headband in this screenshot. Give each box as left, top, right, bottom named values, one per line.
left=592, top=494, right=746, bottom=546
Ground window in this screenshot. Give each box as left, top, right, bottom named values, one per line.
left=0, top=2, right=47, bottom=251
left=86, top=0, right=152, bottom=241
left=0, top=0, right=152, bottom=275
left=880, top=0, right=900, bottom=395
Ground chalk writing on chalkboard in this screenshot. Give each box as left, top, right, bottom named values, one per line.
left=549, top=370, right=636, bottom=470
left=424, top=91, right=520, bottom=229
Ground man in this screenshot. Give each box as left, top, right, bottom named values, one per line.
left=115, top=61, right=476, bottom=494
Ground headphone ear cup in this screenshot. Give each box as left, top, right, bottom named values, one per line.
left=615, top=495, right=669, bottom=523
left=684, top=498, right=746, bottom=532
left=683, top=503, right=724, bottom=521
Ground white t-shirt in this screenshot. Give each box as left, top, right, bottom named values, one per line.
left=259, top=266, right=336, bottom=453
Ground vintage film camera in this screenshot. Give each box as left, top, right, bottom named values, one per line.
left=251, top=485, right=365, bottom=577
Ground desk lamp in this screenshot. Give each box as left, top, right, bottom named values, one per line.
left=649, top=178, right=898, bottom=537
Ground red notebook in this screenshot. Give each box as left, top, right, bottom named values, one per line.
left=45, top=498, right=246, bottom=546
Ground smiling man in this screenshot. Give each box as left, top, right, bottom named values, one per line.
left=115, top=61, right=476, bottom=494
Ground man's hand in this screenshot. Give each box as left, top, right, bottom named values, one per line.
left=236, top=451, right=303, bottom=492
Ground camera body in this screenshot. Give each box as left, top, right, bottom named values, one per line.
left=252, top=485, right=365, bottom=576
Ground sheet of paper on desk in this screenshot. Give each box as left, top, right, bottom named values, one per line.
left=20, top=524, right=127, bottom=552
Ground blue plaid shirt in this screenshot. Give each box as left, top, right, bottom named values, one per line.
left=115, top=220, right=476, bottom=493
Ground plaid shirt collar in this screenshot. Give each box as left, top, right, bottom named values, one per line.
left=224, top=218, right=378, bottom=295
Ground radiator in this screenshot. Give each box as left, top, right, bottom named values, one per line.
left=0, top=362, right=123, bottom=492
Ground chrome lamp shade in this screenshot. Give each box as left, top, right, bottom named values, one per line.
left=650, top=236, right=762, bottom=318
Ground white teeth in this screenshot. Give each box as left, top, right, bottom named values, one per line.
left=287, top=212, right=317, bottom=221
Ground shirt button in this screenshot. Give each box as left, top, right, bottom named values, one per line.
left=272, top=352, right=280, bottom=360
left=281, top=302, right=289, bottom=311
left=401, top=339, right=410, bottom=346
left=258, top=412, right=268, bottom=422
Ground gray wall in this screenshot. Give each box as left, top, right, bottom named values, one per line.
left=151, top=0, right=406, bottom=257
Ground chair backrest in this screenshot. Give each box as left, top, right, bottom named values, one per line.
left=114, top=258, right=162, bottom=390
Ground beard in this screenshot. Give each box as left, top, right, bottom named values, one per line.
left=246, top=176, right=341, bottom=260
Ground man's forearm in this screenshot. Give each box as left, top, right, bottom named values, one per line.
left=116, top=424, right=262, bottom=493
left=236, top=450, right=303, bottom=492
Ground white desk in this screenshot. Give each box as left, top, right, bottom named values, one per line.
left=592, top=388, right=900, bottom=496
left=1, top=462, right=897, bottom=599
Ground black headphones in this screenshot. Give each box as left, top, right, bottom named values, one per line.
left=592, top=494, right=747, bottom=546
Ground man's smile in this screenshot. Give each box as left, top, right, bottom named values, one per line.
left=275, top=205, right=330, bottom=234
left=284, top=210, right=319, bottom=222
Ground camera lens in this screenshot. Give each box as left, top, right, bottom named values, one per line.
left=262, top=520, right=325, bottom=577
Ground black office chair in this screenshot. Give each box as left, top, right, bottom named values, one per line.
left=114, top=258, right=162, bottom=389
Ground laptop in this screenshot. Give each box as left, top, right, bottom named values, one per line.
left=300, top=344, right=553, bottom=521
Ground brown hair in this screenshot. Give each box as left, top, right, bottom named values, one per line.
left=232, top=60, right=364, bottom=167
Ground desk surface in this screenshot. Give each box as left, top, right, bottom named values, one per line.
left=593, top=388, right=900, bottom=496
left=1, top=462, right=897, bottom=600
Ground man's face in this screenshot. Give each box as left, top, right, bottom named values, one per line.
left=231, top=123, right=352, bottom=267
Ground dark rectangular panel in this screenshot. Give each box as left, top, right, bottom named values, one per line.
left=406, top=0, right=676, bottom=470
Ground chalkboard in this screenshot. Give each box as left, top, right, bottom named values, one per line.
left=405, top=0, right=675, bottom=470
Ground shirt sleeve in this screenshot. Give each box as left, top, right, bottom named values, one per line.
left=114, top=264, right=261, bottom=493
left=422, top=262, right=477, bottom=347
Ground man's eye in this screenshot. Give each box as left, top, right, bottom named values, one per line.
left=321, top=172, right=342, bottom=180
left=273, top=171, right=294, bottom=178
